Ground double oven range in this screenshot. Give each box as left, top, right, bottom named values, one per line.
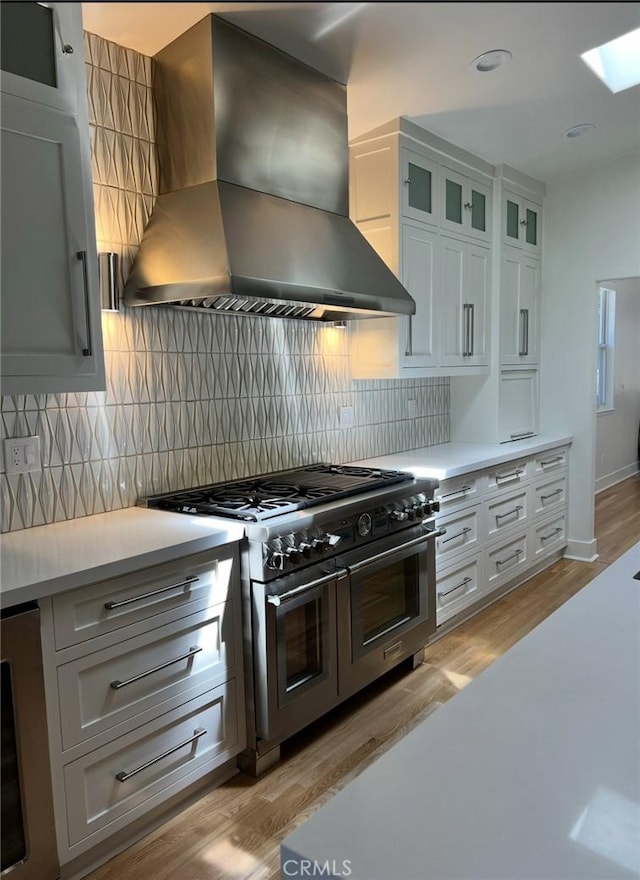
left=144, top=464, right=440, bottom=775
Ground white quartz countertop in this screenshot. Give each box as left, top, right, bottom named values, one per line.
left=351, top=434, right=573, bottom=480
left=0, top=507, right=245, bottom=608
left=282, top=542, right=640, bottom=880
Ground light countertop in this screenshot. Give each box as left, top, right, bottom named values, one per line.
left=282, top=541, right=640, bottom=880
left=352, top=434, right=572, bottom=480
left=0, top=507, right=245, bottom=608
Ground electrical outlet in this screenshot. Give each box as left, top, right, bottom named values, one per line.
left=3, top=436, right=41, bottom=475
left=339, top=405, right=354, bottom=429
left=407, top=398, right=418, bottom=418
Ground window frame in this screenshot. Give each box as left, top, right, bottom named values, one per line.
left=596, top=286, right=616, bottom=413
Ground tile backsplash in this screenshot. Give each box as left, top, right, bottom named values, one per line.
left=0, top=33, right=449, bottom=533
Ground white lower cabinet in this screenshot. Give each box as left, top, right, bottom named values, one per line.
left=40, top=543, right=246, bottom=866
left=433, top=444, right=570, bottom=630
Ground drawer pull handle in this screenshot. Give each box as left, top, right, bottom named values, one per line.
left=495, top=548, right=523, bottom=568
left=104, top=575, right=200, bottom=610
left=495, top=469, right=524, bottom=483
left=540, top=488, right=563, bottom=502
left=510, top=432, right=535, bottom=441
left=540, top=456, right=563, bottom=467
left=495, top=505, right=523, bottom=521
left=439, top=485, right=472, bottom=501
left=110, top=646, right=203, bottom=690
left=439, top=576, right=472, bottom=598
left=540, top=527, right=563, bottom=542
left=441, top=527, right=472, bottom=545
left=115, top=727, right=207, bottom=783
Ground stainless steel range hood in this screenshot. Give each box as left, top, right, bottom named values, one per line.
left=123, top=15, right=415, bottom=321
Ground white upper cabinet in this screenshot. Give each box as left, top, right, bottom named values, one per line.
left=0, top=3, right=104, bottom=394
left=441, top=165, right=491, bottom=244
left=440, top=237, right=490, bottom=369
left=0, top=2, right=80, bottom=115
left=401, top=147, right=438, bottom=227
left=502, top=190, right=542, bottom=255
left=500, top=250, right=540, bottom=365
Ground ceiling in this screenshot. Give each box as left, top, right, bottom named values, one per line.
left=82, top=2, right=640, bottom=182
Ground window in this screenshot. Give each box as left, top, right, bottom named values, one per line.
left=596, top=287, right=616, bottom=411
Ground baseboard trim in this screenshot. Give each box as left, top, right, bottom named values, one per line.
left=564, top=537, right=599, bottom=562
left=595, top=464, right=640, bottom=494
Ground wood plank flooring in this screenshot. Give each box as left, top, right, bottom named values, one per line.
left=85, top=476, right=639, bottom=880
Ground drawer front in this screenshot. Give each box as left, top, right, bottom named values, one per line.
left=57, top=601, right=235, bottom=750
left=533, top=511, right=567, bottom=560
left=436, top=553, right=482, bottom=625
left=435, top=505, right=481, bottom=564
left=485, top=531, right=529, bottom=592
left=53, top=545, right=237, bottom=649
left=435, top=472, right=483, bottom=512
left=64, top=680, right=239, bottom=846
left=484, top=487, right=529, bottom=541
left=485, top=459, right=530, bottom=494
left=532, top=446, right=569, bottom=477
left=533, top=474, right=567, bottom=517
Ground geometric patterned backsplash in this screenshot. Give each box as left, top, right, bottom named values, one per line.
left=0, top=33, right=449, bottom=533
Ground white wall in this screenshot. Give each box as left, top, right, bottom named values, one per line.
left=595, top=277, right=640, bottom=492
left=541, top=152, right=640, bottom=560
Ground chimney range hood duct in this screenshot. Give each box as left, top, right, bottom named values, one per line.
left=123, top=15, right=416, bottom=321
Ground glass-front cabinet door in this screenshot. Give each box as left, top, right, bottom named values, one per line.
left=0, top=2, right=80, bottom=114
left=401, top=147, right=438, bottom=226
left=503, top=190, right=542, bottom=255
left=441, top=166, right=491, bottom=243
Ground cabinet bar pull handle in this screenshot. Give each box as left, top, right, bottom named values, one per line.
left=510, top=431, right=535, bottom=441
left=462, top=304, right=470, bottom=356
left=115, top=728, right=207, bottom=782
left=496, top=548, right=523, bottom=568
left=439, top=576, right=473, bottom=598
left=110, top=646, right=202, bottom=690
left=438, top=485, right=472, bottom=501
left=540, top=488, right=563, bottom=502
left=104, top=575, right=200, bottom=610
left=519, top=308, right=529, bottom=356
left=540, top=456, right=563, bottom=467
left=495, top=469, right=524, bottom=483
left=77, top=251, right=92, bottom=357
left=468, top=303, right=474, bottom=356
left=496, top=505, right=523, bottom=521
left=441, top=526, right=472, bottom=544
left=540, top=527, right=563, bottom=542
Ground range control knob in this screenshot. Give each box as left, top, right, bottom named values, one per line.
left=311, top=538, right=327, bottom=554
left=284, top=547, right=301, bottom=564
left=327, top=533, right=342, bottom=548
left=390, top=509, right=409, bottom=522
left=267, top=551, right=286, bottom=571
left=413, top=504, right=426, bottom=519
left=357, top=513, right=372, bottom=536
left=298, top=542, right=313, bottom=558
left=429, top=500, right=441, bottom=514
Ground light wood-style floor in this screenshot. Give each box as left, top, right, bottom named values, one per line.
left=86, top=475, right=639, bottom=880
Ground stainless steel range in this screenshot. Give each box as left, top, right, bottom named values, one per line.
left=143, top=464, right=441, bottom=775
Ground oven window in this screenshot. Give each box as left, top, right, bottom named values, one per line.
left=282, top=599, right=323, bottom=692
left=1, top=661, right=26, bottom=872
left=360, top=557, right=419, bottom=645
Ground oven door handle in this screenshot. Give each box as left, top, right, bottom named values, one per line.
left=347, top=528, right=446, bottom=574
left=266, top=568, right=348, bottom=606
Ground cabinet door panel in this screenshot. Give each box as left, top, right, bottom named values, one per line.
left=0, top=2, right=79, bottom=115
left=400, top=224, right=437, bottom=368
left=499, top=369, right=539, bottom=442
left=505, top=197, right=521, bottom=246
left=401, top=148, right=438, bottom=226
left=439, top=237, right=465, bottom=364
left=465, top=244, right=490, bottom=365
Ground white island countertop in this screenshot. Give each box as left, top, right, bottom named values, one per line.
left=0, top=507, right=245, bottom=608
left=352, top=434, right=572, bottom=481
left=281, top=542, right=640, bottom=880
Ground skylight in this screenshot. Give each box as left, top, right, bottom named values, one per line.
left=581, top=27, right=640, bottom=93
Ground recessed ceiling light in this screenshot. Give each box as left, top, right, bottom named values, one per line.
left=563, top=123, right=595, bottom=139
left=470, top=49, right=512, bottom=73
left=581, top=27, right=640, bottom=93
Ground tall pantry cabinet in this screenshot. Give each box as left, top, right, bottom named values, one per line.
left=348, top=118, right=545, bottom=446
